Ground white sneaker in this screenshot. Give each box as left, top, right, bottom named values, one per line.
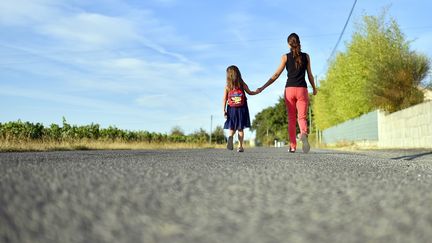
left=227, top=136, right=234, bottom=150
left=300, top=133, right=310, bottom=153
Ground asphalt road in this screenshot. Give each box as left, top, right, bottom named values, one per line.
left=1, top=148, right=432, bottom=243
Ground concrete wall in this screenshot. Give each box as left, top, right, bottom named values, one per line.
left=378, top=101, right=432, bottom=148
left=322, top=101, right=432, bottom=149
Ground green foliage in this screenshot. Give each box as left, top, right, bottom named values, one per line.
left=314, top=11, right=430, bottom=129
left=211, top=125, right=225, bottom=144
left=170, top=126, right=185, bottom=136
left=368, top=51, right=429, bottom=112
left=0, top=118, right=215, bottom=144
left=0, top=120, right=44, bottom=140
left=251, top=97, right=291, bottom=146
left=169, top=126, right=187, bottom=142
left=100, top=126, right=124, bottom=141
left=47, top=123, right=62, bottom=141
left=188, top=128, right=209, bottom=144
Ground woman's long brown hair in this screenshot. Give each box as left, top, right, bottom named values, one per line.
left=288, top=33, right=302, bottom=69
left=226, top=65, right=244, bottom=90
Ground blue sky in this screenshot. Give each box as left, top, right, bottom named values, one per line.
left=1, top=0, right=431, bottom=139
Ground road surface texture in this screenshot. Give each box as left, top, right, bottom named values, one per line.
left=1, top=148, right=432, bottom=243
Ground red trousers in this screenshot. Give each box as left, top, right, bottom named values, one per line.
left=284, top=87, right=309, bottom=149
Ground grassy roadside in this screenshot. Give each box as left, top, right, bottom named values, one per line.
left=0, top=140, right=226, bottom=152
left=2, top=138, right=371, bottom=153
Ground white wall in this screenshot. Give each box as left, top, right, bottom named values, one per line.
left=378, top=101, right=432, bottom=148
left=322, top=101, right=432, bottom=149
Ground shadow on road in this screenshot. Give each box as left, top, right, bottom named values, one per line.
left=391, top=151, right=432, bottom=161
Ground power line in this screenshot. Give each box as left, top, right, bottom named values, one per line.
left=327, top=0, right=358, bottom=63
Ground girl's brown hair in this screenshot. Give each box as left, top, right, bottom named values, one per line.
left=226, top=65, right=244, bottom=90
left=287, top=33, right=302, bottom=69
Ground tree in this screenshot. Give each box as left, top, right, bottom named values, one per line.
left=169, top=126, right=186, bottom=143
left=188, top=128, right=209, bottom=144
left=211, top=126, right=225, bottom=144
left=251, top=97, right=290, bottom=146
left=170, top=126, right=185, bottom=136
left=313, top=10, right=430, bottom=129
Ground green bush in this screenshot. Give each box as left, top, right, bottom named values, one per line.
left=313, top=11, right=430, bottom=130
left=0, top=118, right=212, bottom=145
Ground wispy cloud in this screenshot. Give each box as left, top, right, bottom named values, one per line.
left=135, top=94, right=170, bottom=108
left=0, top=85, right=141, bottom=114
left=70, top=79, right=141, bottom=94
left=39, top=13, right=139, bottom=47
left=0, top=0, right=60, bottom=26
left=225, top=12, right=255, bottom=45
left=0, top=1, right=203, bottom=96
left=145, top=0, right=179, bottom=7
left=84, top=57, right=203, bottom=91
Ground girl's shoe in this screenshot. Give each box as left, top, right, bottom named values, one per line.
left=289, top=147, right=296, bottom=153
left=237, top=147, right=244, bottom=152
left=300, top=133, right=310, bottom=153
left=227, top=136, right=234, bottom=150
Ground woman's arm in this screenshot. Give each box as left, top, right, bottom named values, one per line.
left=306, top=54, right=317, bottom=95
left=258, top=54, right=287, bottom=93
left=222, top=86, right=228, bottom=117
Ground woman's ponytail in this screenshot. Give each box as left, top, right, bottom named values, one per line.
left=288, top=33, right=302, bottom=69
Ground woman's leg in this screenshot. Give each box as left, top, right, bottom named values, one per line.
left=296, top=88, right=309, bottom=135
left=285, top=88, right=297, bottom=150
left=296, top=87, right=310, bottom=153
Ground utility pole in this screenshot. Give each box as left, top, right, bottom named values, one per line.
left=209, top=115, right=213, bottom=144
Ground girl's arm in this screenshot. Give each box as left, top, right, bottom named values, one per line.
left=306, top=54, right=317, bottom=95
left=258, top=54, right=287, bottom=93
left=242, top=82, right=258, bottom=95
left=222, top=86, right=228, bottom=117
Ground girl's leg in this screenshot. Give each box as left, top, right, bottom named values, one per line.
left=285, top=88, right=297, bottom=150
left=227, top=129, right=235, bottom=150
left=228, top=129, right=235, bottom=137
left=237, top=129, right=244, bottom=151
left=296, top=88, right=309, bottom=135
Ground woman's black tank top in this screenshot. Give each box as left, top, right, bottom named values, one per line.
left=285, top=52, right=308, bottom=88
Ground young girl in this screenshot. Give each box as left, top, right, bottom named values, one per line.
left=222, top=65, right=258, bottom=152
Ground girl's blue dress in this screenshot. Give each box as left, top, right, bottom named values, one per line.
left=224, top=101, right=251, bottom=130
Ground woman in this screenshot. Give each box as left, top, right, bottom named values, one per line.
left=257, top=33, right=317, bottom=153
